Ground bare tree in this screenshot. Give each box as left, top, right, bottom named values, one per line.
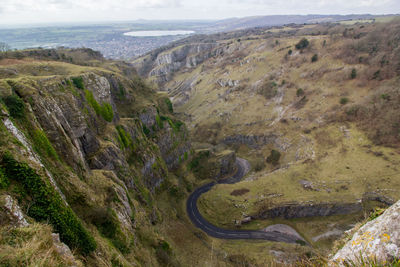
left=0, top=42, right=11, bottom=52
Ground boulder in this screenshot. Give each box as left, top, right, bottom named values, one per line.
left=331, top=200, right=400, bottom=265
left=0, top=194, right=29, bottom=227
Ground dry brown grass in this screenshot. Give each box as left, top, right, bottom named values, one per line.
left=0, top=223, right=83, bottom=267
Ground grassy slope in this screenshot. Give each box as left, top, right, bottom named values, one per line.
left=155, top=18, right=400, bottom=255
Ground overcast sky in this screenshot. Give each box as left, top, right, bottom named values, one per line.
left=0, top=0, right=399, bottom=25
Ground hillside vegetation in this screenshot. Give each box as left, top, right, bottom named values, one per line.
left=0, top=48, right=237, bottom=266
left=134, top=17, right=400, bottom=259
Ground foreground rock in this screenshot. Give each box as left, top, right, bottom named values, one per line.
left=332, top=200, right=400, bottom=265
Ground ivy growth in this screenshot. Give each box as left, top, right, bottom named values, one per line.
left=1, top=153, right=97, bottom=255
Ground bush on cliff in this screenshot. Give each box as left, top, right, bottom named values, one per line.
left=3, top=95, right=25, bottom=118
left=1, top=153, right=97, bottom=255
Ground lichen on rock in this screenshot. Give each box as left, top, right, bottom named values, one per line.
left=332, top=200, right=400, bottom=265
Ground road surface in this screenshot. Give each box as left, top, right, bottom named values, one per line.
left=186, top=158, right=306, bottom=244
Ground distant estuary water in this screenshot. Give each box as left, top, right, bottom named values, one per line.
left=123, top=30, right=195, bottom=37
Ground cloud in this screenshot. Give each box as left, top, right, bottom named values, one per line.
left=1, top=0, right=182, bottom=13
left=225, top=0, right=398, bottom=10
left=0, top=0, right=398, bottom=24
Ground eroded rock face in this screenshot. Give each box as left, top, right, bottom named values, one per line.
left=262, top=224, right=305, bottom=243
left=222, top=134, right=290, bottom=150
left=0, top=194, right=29, bottom=227
left=217, top=150, right=236, bottom=177
left=136, top=43, right=217, bottom=83
left=51, top=233, right=80, bottom=267
left=257, top=202, right=362, bottom=220
left=332, top=201, right=400, bottom=265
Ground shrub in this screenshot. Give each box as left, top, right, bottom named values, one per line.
left=1, top=154, right=97, bottom=254
left=296, top=88, right=304, bottom=97
left=85, top=90, right=113, bottom=122
left=3, top=95, right=25, bottom=118
left=350, top=68, right=357, bottom=79
left=372, top=70, right=381, bottom=80
left=253, top=158, right=265, bottom=172
left=288, top=49, right=292, bottom=55
left=85, top=89, right=101, bottom=115
left=311, top=54, right=318, bottom=62
left=259, top=81, right=278, bottom=99
left=117, top=82, right=125, bottom=100
left=71, top=77, right=85, bottom=90
left=295, top=38, right=309, bottom=50
left=100, top=103, right=114, bottom=122
left=188, top=150, right=210, bottom=171
left=266, top=150, right=281, bottom=166
left=380, top=94, right=390, bottom=101
left=116, top=125, right=132, bottom=149
left=89, top=207, right=129, bottom=253
left=0, top=167, right=9, bottom=189
left=142, top=125, right=150, bottom=136
left=340, top=97, right=349, bottom=105
left=164, top=98, right=173, bottom=113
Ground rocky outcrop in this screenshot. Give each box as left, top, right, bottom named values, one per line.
left=262, top=224, right=306, bottom=243
left=257, top=202, right=362, bottom=220
left=217, top=150, right=236, bottom=177
left=332, top=200, right=400, bottom=265
left=0, top=194, right=29, bottom=227
left=217, top=79, right=240, bottom=88
left=0, top=49, right=193, bottom=266
left=222, top=134, right=291, bottom=151
left=51, top=233, right=80, bottom=266
left=134, top=43, right=217, bottom=83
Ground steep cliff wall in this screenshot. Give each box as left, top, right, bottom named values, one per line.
left=0, top=49, right=191, bottom=266
left=133, top=43, right=218, bottom=84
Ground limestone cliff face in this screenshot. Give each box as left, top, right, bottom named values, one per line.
left=133, top=43, right=217, bottom=84
left=0, top=51, right=191, bottom=266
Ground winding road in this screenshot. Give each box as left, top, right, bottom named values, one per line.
left=186, top=158, right=305, bottom=244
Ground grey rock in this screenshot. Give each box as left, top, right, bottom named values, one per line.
left=258, top=202, right=362, bottom=219
left=332, top=200, right=400, bottom=265
left=0, top=194, right=29, bottom=227
left=262, top=224, right=305, bottom=242
left=51, top=233, right=79, bottom=266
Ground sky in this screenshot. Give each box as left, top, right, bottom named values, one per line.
left=0, top=0, right=399, bottom=25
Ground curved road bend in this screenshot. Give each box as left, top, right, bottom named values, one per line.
left=187, top=158, right=305, bottom=244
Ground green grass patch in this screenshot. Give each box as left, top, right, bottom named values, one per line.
left=32, top=129, right=59, bottom=161
left=164, top=98, right=173, bottom=113
left=84, top=89, right=114, bottom=122
left=1, top=153, right=97, bottom=254
left=155, top=114, right=163, bottom=129
left=116, top=125, right=132, bottom=149
left=2, top=95, right=25, bottom=118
